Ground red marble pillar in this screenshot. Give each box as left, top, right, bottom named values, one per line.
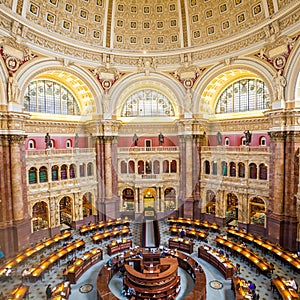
left=0, top=135, right=31, bottom=256
left=95, top=136, right=105, bottom=221
left=267, top=131, right=298, bottom=250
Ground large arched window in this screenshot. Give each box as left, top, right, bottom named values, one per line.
left=216, top=78, right=270, bottom=114
left=24, top=80, right=80, bottom=115
left=121, top=89, right=175, bottom=117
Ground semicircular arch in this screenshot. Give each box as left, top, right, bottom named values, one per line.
left=109, top=73, right=186, bottom=119
left=193, top=60, right=275, bottom=117
left=17, top=59, right=103, bottom=116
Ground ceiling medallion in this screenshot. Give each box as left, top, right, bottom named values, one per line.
left=273, top=55, right=286, bottom=70
left=6, top=56, right=20, bottom=72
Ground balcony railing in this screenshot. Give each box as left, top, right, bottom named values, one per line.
left=201, top=146, right=270, bottom=153
left=118, top=146, right=179, bottom=153
left=26, top=148, right=95, bottom=157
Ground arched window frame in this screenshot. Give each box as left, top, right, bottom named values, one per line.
left=215, top=78, right=270, bottom=114
left=28, top=139, right=35, bottom=149
left=24, top=79, right=80, bottom=115
left=121, top=89, right=175, bottom=117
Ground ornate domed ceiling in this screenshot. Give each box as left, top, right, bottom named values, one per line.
left=25, top=0, right=268, bottom=51
left=0, top=0, right=299, bottom=67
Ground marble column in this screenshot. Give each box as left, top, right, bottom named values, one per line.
left=267, top=131, right=298, bottom=250
left=0, top=135, right=31, bottom=255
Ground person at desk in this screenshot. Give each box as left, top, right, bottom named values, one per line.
left=286, top=278, right=298, bottom=291
left=180, top=227, right=185, bottom=238
left=46, top=284, right=52, bottom=299
left=21, top=268, right=31, bottom=282
left=248, top=280, right=256, bottom=292
left=4, top=267, right=12, bottom=281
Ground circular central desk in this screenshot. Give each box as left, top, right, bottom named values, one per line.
left=97, top=248, right=206, bottom=300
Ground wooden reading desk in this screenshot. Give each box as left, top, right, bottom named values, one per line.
left=6, top=284, right=29, bottom=300
left=169, top=225, right=208, bottom=241
left=64, top=248, right=103, bottom=283
left=91, top=226, right=130, bottom=244
left=271, top=276, right=300, bottom=300
left=97, top=247, right=206, bottom=300
left=51, top=281, right=71, bottom=300
left=198, top=245, right=235, bottom=279
left=29, top=239, right=85, bottom=282
left=79, top=218, right=130, bottom=235
left=0, top=231, right=71, bottom=274
left=168, top=217, right=219, bottom=231
left=227, top=228, right=300, bottom=272
left=215, top=236, right=274, bottom=276
left=169, top=237, right=194, bottom=254
left=107, top=239, right=132, bottom=256
left=232, top=276, right=253, bottom=300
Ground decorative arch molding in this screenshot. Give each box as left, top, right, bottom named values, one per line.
left=193, top=59, right=275, bottom=116
left=17, top=59, right=103, bottom=115
left=0, top=55, right=9, bottom=106
left=285, top=38, right=300, bottom=106
left=109, top=73, right=186, bottom=118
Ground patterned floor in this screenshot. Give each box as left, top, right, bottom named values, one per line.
left=0, top=220, right=299, bottom=300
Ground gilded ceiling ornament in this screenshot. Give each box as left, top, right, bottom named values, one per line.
left=137, top=57, right=157, bottom=75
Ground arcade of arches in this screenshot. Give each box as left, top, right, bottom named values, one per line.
left=0, top=1, right=300, bottom=257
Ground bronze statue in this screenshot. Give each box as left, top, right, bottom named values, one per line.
left=244, top=130, right=252, bottom=145
left=158, top=132, right=164, bottom=145
left=45, top=133, right=51, bottom=149
left=133, top=133, right=138, bottom=146
left=216, top=131, right=222, bottom=145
